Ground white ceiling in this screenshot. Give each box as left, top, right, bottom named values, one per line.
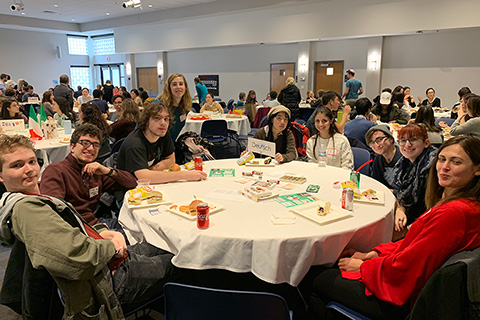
left=0, top=0, right=217, bottom=24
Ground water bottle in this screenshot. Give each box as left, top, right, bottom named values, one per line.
left=64, top=120, right=72, bottom=134
left=317, top=143, right=327, bottom=167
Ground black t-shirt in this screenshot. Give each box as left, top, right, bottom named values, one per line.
left=116, top=128, right=175, bottom=175
left=371, top=145, right=402, bottom=189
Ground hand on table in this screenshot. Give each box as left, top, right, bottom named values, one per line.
left=100, top=230, right=127, bottom=258
left=338, top=257, right=363, bottom=272
left=184, top=170, right=207, bottom=181
left=438, top=121, right=449, bottom=128
left=274, top=153, right=284, bottom=163
left=395, top=207, right=407, bottom=232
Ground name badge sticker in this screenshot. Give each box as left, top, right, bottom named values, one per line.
left=180, top=114, right=187, bottom=122
left=327, top=148, right=338, bottom=156
left=89, top=186, right=99, bottom=198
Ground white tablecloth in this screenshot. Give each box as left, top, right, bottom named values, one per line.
left=34, top=130, right=71, bottom=175
left=177, top=115, right=251, bottom=139
left=119, top=159, right=394, bottom=286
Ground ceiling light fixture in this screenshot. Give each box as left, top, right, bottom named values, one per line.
left=106, top=12, right=110, bottom=15
left=123, top=0, right=142, bottom=9
left=10, top=1, right=24, bottom=12
left=53, top=4, right=58, bottom=7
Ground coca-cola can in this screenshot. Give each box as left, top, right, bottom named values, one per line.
left=194, top=157, right=203, bottom=171
left=196, top=202, right=210, bottom=229
left=341, top=188, right=354, bottom=211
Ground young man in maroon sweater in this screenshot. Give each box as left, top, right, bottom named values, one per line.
left=40, top=123, right=137, bottom=225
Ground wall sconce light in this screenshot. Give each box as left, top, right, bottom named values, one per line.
left=299, top=55, right=308, bottom=73
left=369, top=52, right=379, bottom=71
left=157, top=61, right=164, bottom=75
left=125, top=62, right=132, bottom=76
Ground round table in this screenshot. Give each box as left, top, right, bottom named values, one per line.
left=119, top=159, right=395, bottom=286
left=177, top=114, right=251, bottom=139
left=33, top=130, right=71, bottom=176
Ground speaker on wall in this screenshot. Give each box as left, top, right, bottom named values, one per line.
left=56, top=45, right=62, bottom=59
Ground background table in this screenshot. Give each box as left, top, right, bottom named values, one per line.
left=33, top=129, right=70, bottom=175
left=177, top=114, right=251, bottom=139
left=119, top=159, right=395, bottom=286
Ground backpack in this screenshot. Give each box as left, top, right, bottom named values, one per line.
left=175, top=131, right=215, bottom=163
left=290, top=121, right=310, bottom=157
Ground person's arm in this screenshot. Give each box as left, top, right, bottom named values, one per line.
left=150, top=153, right=175, bottom=171
left=358, top=86, right=363, bottom=96
left=339, top=136, right=354, bottom=170
left=341, top=87, right=350, bottom=99
left=134, top=166, right=207, bottom=184
left=305, top=136, right=316, bottom=163
left=393, top=107, right=408, bottom=124
left=361, top=201, right=469, bottom=306
left=449, top=117, right=478, bottom=136
left=81, top=161, right=136, bottom=191
left=11, top=198, right=115, bottom=280
left=39, top=163, right=66, bottom=199
left=335, top=105, right=351, bottom=133
left=280, top=130, right=298, bottom=163
left=215, top=102, right=224, bottom=114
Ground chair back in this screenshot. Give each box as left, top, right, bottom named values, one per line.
left=110, top=137, right=126, bottom=155
left=191, top=102, right=201, bottom=113
left=164, top=282, right=291, bottom=320
left=351, top=147, right=371, bottom=175
left=227, top=99, right=236, bottom=111
left=200, top=120, right=228, bottom=139
left=435, top=117, right=455, bottom=127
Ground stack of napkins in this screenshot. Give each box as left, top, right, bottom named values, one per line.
left=270, top=211, right=296, bottom=225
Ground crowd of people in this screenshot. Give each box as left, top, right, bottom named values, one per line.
left=0, top=70, right=479, bottom=319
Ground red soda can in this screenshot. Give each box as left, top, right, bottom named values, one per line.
left=341, top=188, right=354, bottom=211
left=196, top=202, right=210, bottom=229
left=194, top=157, right=203, bottom=171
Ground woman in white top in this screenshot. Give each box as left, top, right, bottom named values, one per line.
left=306, top=106, right=354, bottom=170
left=77, top=88, right=92, bottom=105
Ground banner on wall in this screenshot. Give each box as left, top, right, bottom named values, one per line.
left=198, top=75, right=219, bottom=96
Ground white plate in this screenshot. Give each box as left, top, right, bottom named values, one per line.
left=290, top=200, right=352, bottom=225
left=354, top=190, right=385, bottom=205
left=125, top=187, right=172, bottom=210
left=167, top=202, right=223, bottom=220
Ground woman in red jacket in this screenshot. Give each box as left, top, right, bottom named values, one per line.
left=304, top=135, right=480, bottom=320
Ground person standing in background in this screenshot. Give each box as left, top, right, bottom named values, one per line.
left=342, top=69, right=363, bottom=107
left=103, top=80, right=114, bottom=104
left=53, top=75, right=73, bottom=108
left=278, top=77, right=302, bottom=121
left=194, top=77, right=208, bottom=105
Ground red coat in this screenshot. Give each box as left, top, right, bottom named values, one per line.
left=360, top=199, right=480, bottom=306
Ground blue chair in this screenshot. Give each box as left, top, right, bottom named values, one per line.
left=248, top=115, right=268, bottom=137
left=435, top=117, right=455, bottom=127
left=110, top=137, right=126, bottom=155
left=326, top=302, right=372, bottom=320
left=352, top=147, right=371, bottom=175
left=201, top=120, right=240, bottom=158
left=164, top=282, right=292, bottom=320
left=227, top=99, right=236, bottom=111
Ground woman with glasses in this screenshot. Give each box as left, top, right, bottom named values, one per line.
left=250, top=105, right=297, bottom=163
left=365, top=125, right=402, bottom=190
left=393, top=124, right=437, bottom=239
left=306, top=106, right=353, bottom=170
left=303, top=136, right=480, bottom=320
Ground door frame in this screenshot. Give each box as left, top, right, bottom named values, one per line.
left=313, top=60, right=344, bottom=95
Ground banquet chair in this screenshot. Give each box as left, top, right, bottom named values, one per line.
left=227, top=99, right=236, bottom=111
left=164, top=282, right=292, bottom=320
left=191, top=102, right=201, bottom=113
left=201, top=120, right=240, bottom=158
left=325, top=302, right=371, bottom=320
left=352, top=147, right=371, bottom=175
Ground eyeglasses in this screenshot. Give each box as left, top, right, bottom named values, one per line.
left=77, top=140, right=101, bottom=150
left=398, top=137, right=424, bottom=146
left=369, top=136, right=387, bottom=146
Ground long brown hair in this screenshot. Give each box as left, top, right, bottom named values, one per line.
left=159, top=73, right=192, bottom=115
left=120, top=98, right=140, bottom=123
left=425, top=136, right=480, bottom=209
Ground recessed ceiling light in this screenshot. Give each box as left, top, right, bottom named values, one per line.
left=54, top=4, right=58, bottom=7
left=148, top=4, right=153, bottom=7
left=106, top=12, right=110, bottom=15
left=21, top=12, right=25, bottom=15
left=71, top=19, right=75, bottom=21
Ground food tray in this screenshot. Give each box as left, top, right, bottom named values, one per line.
left=167, top=202, right=223, bottom=220
left=290, top=200, right=352, bottom=225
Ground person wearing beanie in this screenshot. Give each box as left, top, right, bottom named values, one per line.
left=251, top=105, right=297, bottom=163
left=365, top=125, right=402, bottom=190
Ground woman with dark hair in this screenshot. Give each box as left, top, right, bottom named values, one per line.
left=403, top=86, right=416, bottom=108
left=418, top=87, right=441, bottom=108
left=0, top=99, right=27, bottom=122
left=158, top=73, right=192, bottom=142
left=130, top=89, right=143, bottom=106
left=194, top=77, right=208, bottom=104
left=450, top=94, right=480, bottom=139
left=411, top=106, right=443, bottom=144
left=245, top=90, right=258, bottom=123
left=304, top=135, right=480, bottom=320
left=306, top=106, right=353, bottom=170
left=250, top=105, right=297, bottom=163
left=393, top=124, right=437, bottom=238
left=41, top=91, right=55, bottom=118
left=200, top=93, right=223, bottom=113
left=110, top=98, right=140, bottom=143
left=371, top=92, right=408, bottom=124
left=77, top=88, right=92, bottom=105
left=278, top=77, right=302, bottom=120
left=52, top=96, right=77, bottom=128
left=79, top=103, right=112, bottom=162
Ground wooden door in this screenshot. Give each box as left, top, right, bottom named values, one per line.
left=270, top=63, right=295, bottom=95
left=137, top=67, right=158, bottom=96
left=315, top=61, right=344, bottom=95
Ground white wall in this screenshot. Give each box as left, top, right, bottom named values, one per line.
left=0, top=28, right=71, bottom=94
left=382, top=28, right=480, bottom=108
left=166, top=43, right=298, bottom=101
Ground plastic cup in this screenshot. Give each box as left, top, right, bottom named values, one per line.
left=136, top=179, right=150, bottom=187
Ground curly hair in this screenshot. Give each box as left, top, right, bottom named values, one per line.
left=137, top=102, right=172, bottom=132
left=70, top=123, right=103, bottom=146
left=80, top=103, right=111, bottom=136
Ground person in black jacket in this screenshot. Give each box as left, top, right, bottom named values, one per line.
left=53, top=74, right=74, bottom=108
left=278, top=77, right=301, bottom=121
left=103, top=80, right=114, bottom=104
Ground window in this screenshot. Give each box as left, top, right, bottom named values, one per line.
left=67, top=36, right=88, bottom=55
left=70, top=66, right=91, bottom=91
left=93, top=35, right=115, bottom=55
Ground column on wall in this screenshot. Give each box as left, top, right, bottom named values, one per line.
left=125, top=54, right=136, bottom=90
left=297, top=41, right=311, bottom=98
left=157, top=52, right=167, bottom=92
left=365, top=36, right=383, bottom=100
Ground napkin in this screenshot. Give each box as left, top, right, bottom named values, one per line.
left=270, top=211, right=296, bottom=225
